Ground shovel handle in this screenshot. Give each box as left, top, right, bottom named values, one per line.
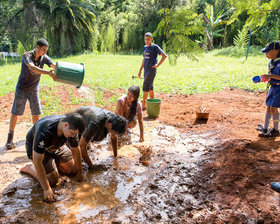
left=132, top=75, right=143, bottom=79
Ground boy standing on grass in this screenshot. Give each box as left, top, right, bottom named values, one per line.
left=258, top=41, right=280, bottom=138
left=138, top=32, right=167, bottom=110
left=5, top=38, right=57, bottom=150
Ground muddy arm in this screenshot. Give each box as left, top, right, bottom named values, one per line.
left=115, top=99, right=124, bottom=116
left=69, top=146, right=83, bottom=181
left=110, top=134, right=118, bottom=157
left=33, top=151, right=56, bottom=203
left=79, top=136, right=95, bottom=169
left=138, top=108, right=144, bottom=142
left=139, top=121, right=144, bottom=142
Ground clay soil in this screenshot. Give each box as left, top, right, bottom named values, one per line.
left=1, top=85, right=280, bottom=223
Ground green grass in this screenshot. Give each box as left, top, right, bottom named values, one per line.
left=0, top=47, right=270, bottom=115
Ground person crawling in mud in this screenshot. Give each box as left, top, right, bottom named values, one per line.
left=74, top=106, right=127, bottom=169
left=114, top=85, right=144, bottom=142
left=20, top=113, right=85, bottom=203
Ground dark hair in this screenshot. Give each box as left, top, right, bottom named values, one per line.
left=62, top=113, right=85, bottom=134
left=36, top=38, right=49, bottom=47
left=128, top=86, right=140, bottom=123
left=108, top=115, right=127, bottom=135
left=145, top=32, right=153, bottom=37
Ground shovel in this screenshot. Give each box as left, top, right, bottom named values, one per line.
left=132, top=75, right=143, bottom=79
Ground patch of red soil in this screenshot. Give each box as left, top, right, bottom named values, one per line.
left=1, top=85, right=280, bottom=222
left=0, top=85, right=93, bottom=122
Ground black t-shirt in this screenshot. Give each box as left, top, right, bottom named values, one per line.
left=16, top=49, right=54, bottom=91
left=26, top=115, right=79, bottom=159
left=75, top=106, right=114, bottom=142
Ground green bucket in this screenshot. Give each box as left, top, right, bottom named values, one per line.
left=147, top=98, right=162, bottom=118
left=55, top=61, right=85, bottom=88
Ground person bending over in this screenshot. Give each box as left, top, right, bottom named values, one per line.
left=75, top=106, right=127, bottom=169
left=20, top=113, right=85, bottom=203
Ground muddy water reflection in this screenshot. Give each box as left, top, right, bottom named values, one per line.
left=0, top=120, right=219, bottom=223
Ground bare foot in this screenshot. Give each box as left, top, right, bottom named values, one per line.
left=20, top=164, right=34, bottom=174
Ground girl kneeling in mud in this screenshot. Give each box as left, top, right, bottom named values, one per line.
left=114, top=86, right=144, bottom=143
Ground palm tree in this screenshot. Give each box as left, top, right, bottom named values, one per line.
left=155, top=5, right=203, bottom=63
left=202, top=4, right=227, bottom=50
left=38, top=0, right=96, bottom=55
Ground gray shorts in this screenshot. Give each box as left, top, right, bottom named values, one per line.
left=26, top=144, right=73, bottom=174
left=11, top=88, right=41, bottom=115
left=143, top=70, right=157, bottom=92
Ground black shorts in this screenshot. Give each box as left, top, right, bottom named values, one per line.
left=26, top=144, right=73, bottom=174
left=143, top=69, right=157, bottom=92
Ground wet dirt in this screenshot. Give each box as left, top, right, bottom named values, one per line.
left=1, top=86, right=280, bottom=223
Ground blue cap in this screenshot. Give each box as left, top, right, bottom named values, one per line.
left=261, top=41, right=280, bottom=53
left=252, top=76, right=261, bottom=83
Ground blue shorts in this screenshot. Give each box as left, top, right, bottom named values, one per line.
left=11, top=88, right=41, bottom=115
left=266, top=85, right=280, bottom=108
left=143, top=69, right=157, bottom=92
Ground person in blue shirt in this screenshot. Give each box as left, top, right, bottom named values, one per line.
left=5, top=38, right=57, bottom=150
left=258, top=41, right=280, bottom=138
left=138, top=32, right=167, bottom=110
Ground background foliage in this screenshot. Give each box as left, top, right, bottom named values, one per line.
left=0, top=0, right=279, bottom=57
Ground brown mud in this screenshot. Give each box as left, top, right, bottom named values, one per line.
left=1, top=86, right=280, bottom=223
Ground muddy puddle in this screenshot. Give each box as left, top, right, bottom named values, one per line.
left=0, top=120, right=220, bottom=223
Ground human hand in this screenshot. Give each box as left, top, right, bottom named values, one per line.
left=138, top=71, right=142, bottom=78
left=88, top=164, right=107, bottom=171
left=152, top=64, right=158, bottom=69
left=139, top=137, right=144, bottom=142
left=261, top=74, right=270, bottom=81
left=75, top=172, right=84, bottom=182
left=43, top=188, right=57, bottom=203
left=261, top=74, right=269, bottom=79
left=88, top=164, right=96, bottom=170
left=48, top=69, right=57, bottom=81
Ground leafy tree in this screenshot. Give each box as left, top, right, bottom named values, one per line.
left=155, top=5, right=204, bottom=63
left=253, top=10, right=280, bottom=45
left=233, top=27, right=249, bottom=48
left=38, top=0, right=96, bottom=55
left=202, top=4, right=227, bottom=50
left=0, top=0, right=25, bottom=49
left=16, top=40, right=25, bottom=56
left=228, top=0, right=280, bottom=29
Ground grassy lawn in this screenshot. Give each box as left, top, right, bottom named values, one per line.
left=0, top=47, right=269, bottom=115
